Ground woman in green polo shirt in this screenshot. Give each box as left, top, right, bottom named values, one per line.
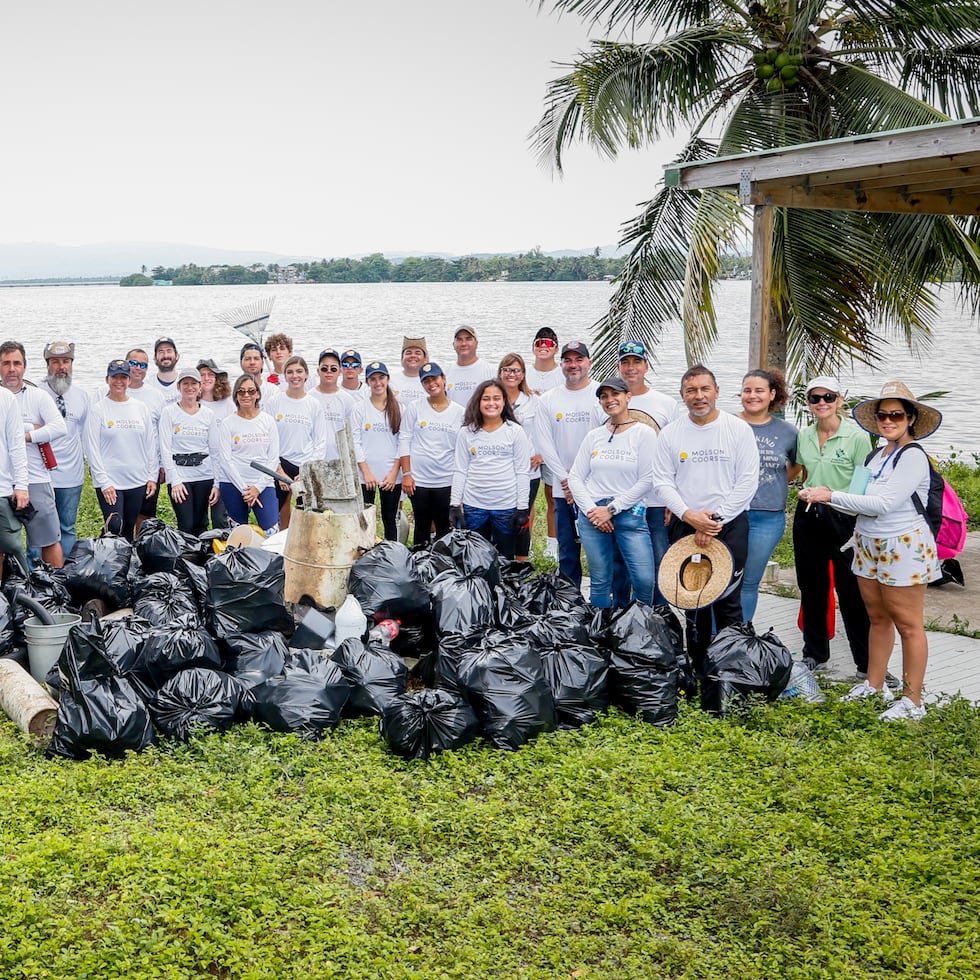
left=793, top=376, right=873, bottom=677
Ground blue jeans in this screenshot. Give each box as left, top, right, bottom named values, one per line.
left=219, top=483, right=280, bottom=532
left=464, top=506, right=516, bottom=560
left=554, top=495, right=582, bottom=586
left=577, top=505, right=654, bottom=608
left=646, top=505, right=670, bottom=606
left=741, top=509, right=786, bottom=622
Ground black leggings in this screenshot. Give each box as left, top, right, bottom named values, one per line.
left=515, top=477, right=541, bottom=558
left=410, top=485, right=451, bottom=548
left=363, top=485, right=402, bottom=541
left=168, top=479, right=213, bottom=537
left=97, top=486, right=146, bottom=543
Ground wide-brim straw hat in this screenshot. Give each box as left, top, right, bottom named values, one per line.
left=852, top=380, right=942, bottom=439
left=659, top=536, right=736, bottom=610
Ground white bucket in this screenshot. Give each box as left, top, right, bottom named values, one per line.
left=226, top=524, right=266, bottom=549
left=24, top=613, right=82, bottom=683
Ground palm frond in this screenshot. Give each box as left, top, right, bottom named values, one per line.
left=531, top=30, right=751, bottom=172
left=540, top=0, right=745, bottom=35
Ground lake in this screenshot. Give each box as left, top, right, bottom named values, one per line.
left=1, top=280, right=977, bottom=453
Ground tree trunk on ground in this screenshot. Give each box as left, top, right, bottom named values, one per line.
left=0, top=659, right=59, bottom=738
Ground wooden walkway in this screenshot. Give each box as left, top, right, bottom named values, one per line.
left=754, top=592, right=980, bottom=705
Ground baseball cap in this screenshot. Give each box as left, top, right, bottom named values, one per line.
left=596, top=377, right=629, bottom=397
left=43, top=340, right=75, bottom=360
left=107, top=358, right=131, bottom=377
left=197, top=358, right=227, bottom=376
left=365, top=361, right=389, bottom=378
left=240, top=342, right=263, bottom=359
left=340, top=349, right=362, bottom=366
left=154, top=336, right=177, bottom=353
left=561, top=341, right=590, bottom=359
left=177, top=367, right=201, bottom=383
left=618, top=340, right=648, bottom=361
left=454, top=325, right=477, bottom=340
left=804, top=375, right=842, bottom=396
left=318, top=348, right=341, bottom=364
left=419, top=361, right=444, bottom=381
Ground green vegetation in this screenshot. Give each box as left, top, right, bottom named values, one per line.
left=2, top=699, right=978, bottom=978
left=535, top=1, right=980, bottom=377
left=118, top=272, right=153, bottom=287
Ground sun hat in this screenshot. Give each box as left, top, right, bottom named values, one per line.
left=365, top=361, right=389, bottom=378
left=419, top=361, right=444, bottom=381
left=851, top=381, right=943, bottom=439
left=177, top=367, right=201, bottom=384
left=106, top=358, right=131, bottom=378
left=804, top=375, right=842, bottom=396
left=402, top=336, right=427, bottom=355
left=43, top=340, right=75, bottom=360
left=595, top=377, right=628, bottom=397
left=561, top=341, right=590, bottom=359
left=659, top=537, right=736, bottom=610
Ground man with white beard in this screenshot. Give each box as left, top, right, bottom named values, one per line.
left=38, top=341, right=90, bottom=560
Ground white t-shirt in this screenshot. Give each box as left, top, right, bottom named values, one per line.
left=451, top=421, right=531, bottom=510
left=397, top=399, right=465, bottom=487
left=0, top=388, right=29, bottom=496
left=446, top=359, right=495, bottom=407
left=40, top=381, right=90, bottom=489
left=567, top=423, right=658, bottom=513
left=389, top=371, right=425, bottom=407
left=526, top=364, right=562, bottom=396
left=214, top=412, right=280, bottom=492
left=11, top=384, right=67, bottom=485
left=85, top=396, right=156, bottom=491
left=159, top=402, right=215, bottom=483
left=652, top=411, right=760, bottom=522
left=271, top=393, right=330, bottom=464
left=534, top=382, right=604, bottom=484
left=351, top=400, right=401, bottom=484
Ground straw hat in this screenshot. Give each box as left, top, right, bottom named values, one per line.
left=852, top=381, right=942, bottom=439
left=659, top=536, right=735, bottom=610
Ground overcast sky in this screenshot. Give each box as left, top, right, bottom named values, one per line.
left=1, top=0, right=682, bottom=257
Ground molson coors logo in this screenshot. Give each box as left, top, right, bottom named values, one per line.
left=679, top=452, right=689, bottom=463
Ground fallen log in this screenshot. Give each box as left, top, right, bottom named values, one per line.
left=0, top=659, right=59, bottom=739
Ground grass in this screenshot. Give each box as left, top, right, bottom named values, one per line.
left=2, top=698, right=979, bottom=978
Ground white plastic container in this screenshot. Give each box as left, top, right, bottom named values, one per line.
left=333, top=593, right=367, bottom=646
left=24, top=613, right=82, bottom=683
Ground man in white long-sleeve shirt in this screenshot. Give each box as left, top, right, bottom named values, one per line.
left=0, top=341, right=68, bottom=568
left=534, top=341, right=603, bottom=586
left=0, top=386, right=30, bottom=576
left=652, top=365, right=759, bottom=670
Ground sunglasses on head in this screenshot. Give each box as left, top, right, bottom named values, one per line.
left=807, top=391, right=839, bottom=404
left=619, top=342, right=645, bottom=356
left=128, top=359, right=148, bottom=370
left=874, top=410, right=907, bottom=422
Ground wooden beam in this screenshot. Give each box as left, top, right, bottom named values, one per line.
left=748, top=206, right=778, bottom=371
left=747, top=183, right=980, bottom=215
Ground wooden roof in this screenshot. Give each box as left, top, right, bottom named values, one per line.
left=664, top=117, right=980, bottom=217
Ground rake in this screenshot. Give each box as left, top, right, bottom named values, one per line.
left=215, top=296, right=275, bottom=368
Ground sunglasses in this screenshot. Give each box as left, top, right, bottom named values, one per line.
left=807, top=391, right=839, bottom=404
left=237, top=387, right=259, bottom=395
left=534, top=338, right=557, bottom=349
left=500, top=366, right=524, bottom=374
left=874, top=410, right=907, bottom=423
left=128, top=359, right=148, bottom=370
left=341, top=361, right=361, bottom=369
left=319, top=365, right=340, bottom=373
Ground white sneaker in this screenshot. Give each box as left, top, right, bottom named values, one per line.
left=544, top=537, right=559, bottom=559
left=879, top=697, right=926, bottom=722
left=841, top=680, right=896, bottom=703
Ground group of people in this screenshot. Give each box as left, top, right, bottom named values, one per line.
left=0, top=327, right=945, bottom=721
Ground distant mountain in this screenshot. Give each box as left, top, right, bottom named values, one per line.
left=0, top=241, right=627, bottom=280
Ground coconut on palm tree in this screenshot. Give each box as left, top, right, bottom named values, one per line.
left=533, top=0, right=980, bottom=378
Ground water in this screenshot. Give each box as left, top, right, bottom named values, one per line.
left=1, top=279, right=977, bottom=453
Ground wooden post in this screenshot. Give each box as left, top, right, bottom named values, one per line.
left=748, top=205, right=775, bottom=371
left=0, top=659, right=59, bottom=739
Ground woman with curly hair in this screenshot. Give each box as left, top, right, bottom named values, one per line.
left=800, top=381, right=943, bottom=721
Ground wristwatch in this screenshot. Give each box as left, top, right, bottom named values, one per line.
left=607, top=501, right=619, bottom=517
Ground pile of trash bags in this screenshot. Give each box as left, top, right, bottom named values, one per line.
left=3, top=522, right=813, bottom=762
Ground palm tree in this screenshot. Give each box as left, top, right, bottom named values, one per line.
left=533, top=0, right=980, bottom=377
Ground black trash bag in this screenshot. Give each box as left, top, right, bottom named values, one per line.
left=525, top=609, right=593, bottom=651
left=57, top=616, right=150, bottom=686
left=2, top=566, right=73, bottom=639
left=606, top=602, right=684, bottom=662
left=135, top=518, right=208, bottom=574
left=389, top=612, right=437, bottom=662
left=137, top=615, right=222, bottom=689
left=331, top=638, right=408, bottom=716
left=431, top=529, right=502, bottom=586
left=251, top=655, right=351, bottom=739
left=133, top=572, right=200, bottom=627
left=539, top=642, right=610, bottom=729
left=46, top=674, right=154, bottom=760
left=44, top=661, right=63, bottom=696
left=348, top=541, right=431, bottom=620
left=199, top=528, right=232, bottom=553
left=701, top=623, right=794, bottom=716
left=0, top=593, right=15, bottom=657
left=222, top=631, right=288, bottom=685
left=499, top=559, right=537, bottom=591
left=516, top=571, right=587, bottom=615
left=205, top=547, right=292, bottom=638
left=495, top=589, right=534, bottom=630
left=61, top=534, right=134, bottom=609
left=456, top=633, right=557, bottom=751
left=410, top=546, right=457, bottom=587
left=418, top=630, right=472, bottom=693
left=173, top=557, right=209, bottom=615
left=428, top=569, right=496, bottom=636
left=380, top=689, right=481, bottom=760
left=149, top=667, right=241, bottom=741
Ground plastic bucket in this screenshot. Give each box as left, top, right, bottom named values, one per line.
left=24, top=613, right=82, bottom=683
left=226, top=524, right=266, bottom=549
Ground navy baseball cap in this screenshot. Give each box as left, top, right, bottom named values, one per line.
left=318, top=348, right=341, bottom=364
left=419, top=361, right=444, bottom=381
left=240, top=342, right=263, bottom=359
left=596, top=377, right=628, bottom=397
left=340, top=349, right=362, bottom=366
left=107, top=358, right=131, bottom=377
left=365, top=360, right=389, bottom=378
left=154, top=336, right=177, bottom=353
